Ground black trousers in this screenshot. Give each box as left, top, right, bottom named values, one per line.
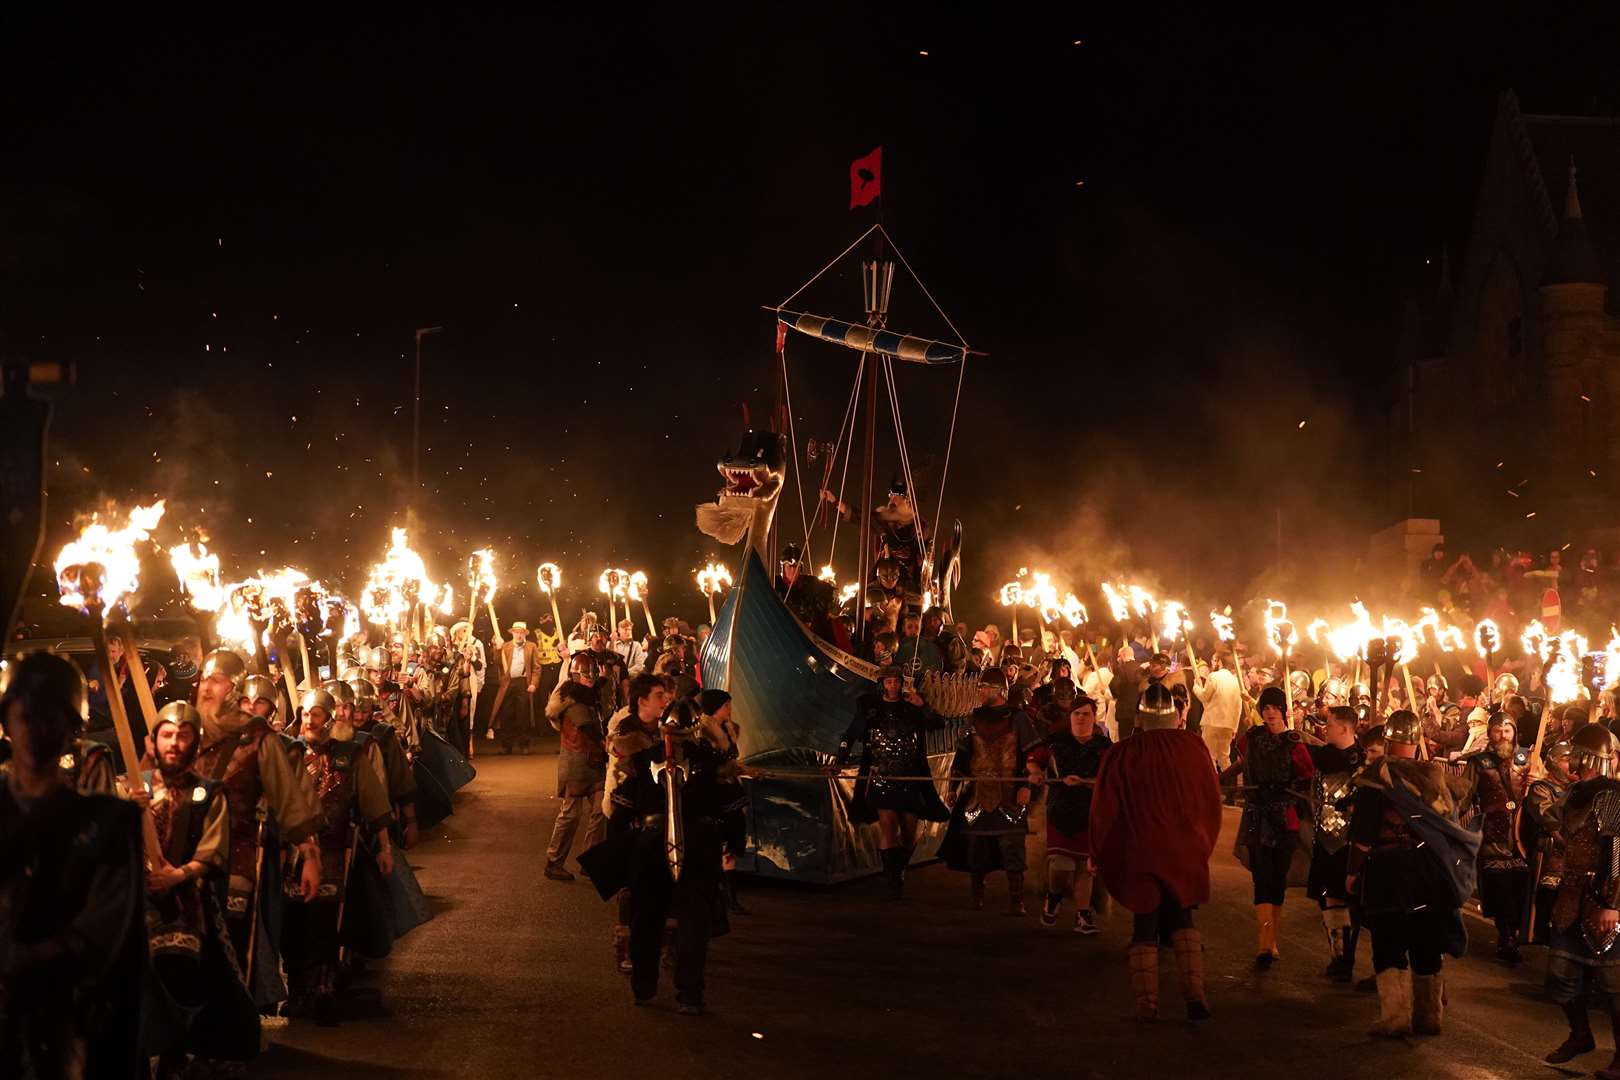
left=1249, top=842, right=1292, bottom=905
left=628, top=822, right=722, bottom=1005
left=1131, top=883, right=1194, bottom=945
left=1366, top=911, right=1444, bottom=975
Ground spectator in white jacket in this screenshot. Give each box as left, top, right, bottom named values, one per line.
left=1194, top=655, right=1243, bottom=771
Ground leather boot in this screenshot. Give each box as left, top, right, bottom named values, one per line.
left=612, top=924, right=633, bottom=975
left=881, top=848, right=904, bottom=901
left=1127, top=943, right=1159, bottom=1021
left=1006, top=872, right=1026, bottom=916
left=1597, top=1010, right=1620, bottom=1080
left=1322, top=907, right=1350, bottom=979
left=1411, top=972, right=1443, bottom=1035
left=1171, top=928, right=1210, bottom=1021
left=1368, top=968, right=1412, bottom=1037
left=1254, top=904, right=1275, bottom=969
left=970, top=873, right=986, bottom=910
left=1546, top=997, right=1596, bottom=1064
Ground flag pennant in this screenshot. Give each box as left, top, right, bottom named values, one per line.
left=849, top=146, right=882, bottom=209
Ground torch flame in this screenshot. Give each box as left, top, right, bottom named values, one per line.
left=1380, top=615, right=1420, bottom=667
left=1521, top=619, right=1551, bottom=662
left=628, top=571, right=649, bottom=603
left=696, top=563, right=732, bottom=597
left=1305, top=618, right=1331, bottom=646
left=1127, top=584, right=1157, bottom=620
left=1062, top=593, right=1088, bottom=627
left=838, top=582, right=859, bottom=606
left=168, top=537, right=223, bottom=612
left=1473, top=618, right=1500, bottom=659
left=537, top=562, right=562, bottom=594
left=818, top=565, right=837, bottom=583
left=1101, top=582, right=1131, bottom=623
left=1210, top=608, right=1235, bottom=643
left=1263, top=599, right=1297, bottom=657
left=469, top=548, right=498, bottom=605
left=54, top=500, right=167, bottom=612
left=1160, top=601, right=1194, bottom=644
left=361, top=527, right=446, bottom=627
left=998, top=581, right=1023, bottom=607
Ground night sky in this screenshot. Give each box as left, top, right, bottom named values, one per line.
left=6, top=5, right=1619, bottom=632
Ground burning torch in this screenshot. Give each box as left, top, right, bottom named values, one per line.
left=696, top=562, right=732, bottom=624
left=998, top=579, right=1022, bottom=649
left=537, top=562, right=564, bottom=651
left=1264, top=599, right=1298, bottom=720
left=629, top=571, right=656, bottom=637
left=1475, top=619, right=1500, bottom=706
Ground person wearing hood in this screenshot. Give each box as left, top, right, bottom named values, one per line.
left=1522, top=738, right=1574, bottom=947
left=188, top=648, right=323, bottom=1001
left=281, top=689, right=395, bottom=1025
left=344, top=678, right=419, bottom=849
left=942, top=668, right=1038, bottom=914
left=542, top=651, right=607, bottom=882
left=1227, top=685, right=1315, bottom=969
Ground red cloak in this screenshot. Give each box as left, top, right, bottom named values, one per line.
left=1088, top=728, right=1223, bottom=913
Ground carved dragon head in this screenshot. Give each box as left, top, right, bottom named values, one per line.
left=695, top=431, right=787, bottom=553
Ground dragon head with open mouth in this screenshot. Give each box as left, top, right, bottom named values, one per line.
left=696, top=430, right=786, bottom=556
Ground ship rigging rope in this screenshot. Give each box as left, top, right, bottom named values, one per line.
left=774, top=223, right=882, bottom=312
left=780, top=341, right=813, bottom=567
left=881, top=355, right=927, bottom=575
left=824, top=353, right=865, bottom=564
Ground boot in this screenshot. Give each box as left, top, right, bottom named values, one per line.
left=970, top=873, right=986, bottom=910
left=725, top=870, right=747, bottom=914
left=1411, top=972, right=1443, bottom=1035
left=1546, top=998, right=1595, bottom=1064
left=1341, top=920, right=1361, bottom=984
left=1006, top=872, right=1026, bottom=916
left=880, top=848, right=905, bottom=901
left=1127, top=943, right=1159, bottom=1021
left=1171, top=928, right=1211, bottom=1021
left=1254, top=904, right=1275, bottom=969
left=1368, top=968, right=1412, bottom=1037
left=1496, top=926, right=1522, bottom=966
left=1597, top=1011, right=1620, bottom=1080
left=612, top=925, right=633, bottom=975
left=1266, top=901, right=1283, bottom=959
left=1321, top=907, right=1350, bottom=979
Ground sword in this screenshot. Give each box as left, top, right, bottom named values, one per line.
left=243, top=803, right=268, bottom=988
left=651, top=730, right=687, bottom=881
left=1520, top=844, right=1545, bottom=944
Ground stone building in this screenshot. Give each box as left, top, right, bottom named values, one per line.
left=1385, top=91, right=1619, bottom=553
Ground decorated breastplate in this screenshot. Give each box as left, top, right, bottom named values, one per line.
left=1312, top=772, right=1356, bottom=852
left=969, top=730, right=1020, bottom=814
left=1554, top=785, right=1620, bottom=954
left=196, top=724, right=268, bottom=914
left=868, top=714, right=920, bottom=776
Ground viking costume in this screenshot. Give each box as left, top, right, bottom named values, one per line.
left=1026, top=724, right=1111, bottom=931
left=1521, top=740, right=1572, bottom=945
left=1306, top=734, right=1366, bottom=980
left=191, top=651, right=323, bottom=1007
left=1459, top=730, right=1529, bottom=962
left=141, top=702, right=258, bottom=1070
left=282, top=690, right=395, bottom=1024
left=1347, top=712, right=1479, bottom=1038
left=58, top=735, right=118, bottom=795
left=1233, top=687, right=1315, bottom=968
left=837, top=676, right=950, bottom=898
left=1543, top=726, right=1620, bottom=1074
left=0, top=649, right=145, bottom=1078
left=942, top=700, right=1037, bottom=913
left=1088, top=695, right=1222, bottom=1021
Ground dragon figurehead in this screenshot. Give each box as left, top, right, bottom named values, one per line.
left=696, top=431, right=787, bottom=559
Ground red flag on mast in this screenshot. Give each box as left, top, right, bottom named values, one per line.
left=849, top=146, right=882, bottom=208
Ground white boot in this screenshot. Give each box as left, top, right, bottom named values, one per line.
left=1369, top=968, right=1412, bottom=1037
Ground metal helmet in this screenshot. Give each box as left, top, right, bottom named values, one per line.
left=299, top=688, right=336, bottom=717
left=346, top=677, right=379, bottom=706
left=1570, top=724, right=1617, bottom=778
left=1382, top=709, right=1423, bottom=746
left=1544, top=738, right=1574, bottom=767
left=200, top=648, right=248, bottom=688
left=321, top=679, right=355, bottom=705
left=1350, top=683, right=1372, bottom=706
left=1319, top=677, right=1348, bottom=707
left=364, top=645, right=390, bottom=670
left=154, top=700, right=202, bottom=734
left=337, top=664, right=363, bottom=683
left=1288, top=669, right=1312, bottom=695
left=241, top=674, right=279, bottom=711
left=1494, top=672, right=1521, bottom=698
left=1425, top=674, right=1448, bottom=694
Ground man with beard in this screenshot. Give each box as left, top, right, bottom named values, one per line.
left=0, top=651, right=145, bottom=1079
left=1459, top=713, right=1530, bottom=964
left=1227, top=685, right=1315, bottom=970
left=924, top=607, right=968, bottom=675
left=282, top=689, right=395, bottom=1025
left=1346, top=710, right=1478, bottom=1038
left=1522, top=738, right=1574, bottom=946
left=1541, top=725, right=1620, bottom=1073
left=1089, top=682, right=1222, bottom=1021
left=543, top=652, right=607, bottom=882
left=488, top=621, right=542, bottom=754
left=1306, top=706, right=1366, bottom=981
left=142, top=701, right=257, bottom=1076
left=1026, top=694, right=1111, bottom=934
left=943, top=669, right=1038, bottom=915
left=831, top=664, right=949, bottom=900
left=586, top=625, right=629, bottom=719
left=341, top=678, right=418, bottom=849
left=1033, top=678, right=1078, bottom=739
left=190, top=648, right=323, bottom=998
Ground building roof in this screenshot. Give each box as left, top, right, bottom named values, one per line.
left=1521, top=109, right=1620, bottom=292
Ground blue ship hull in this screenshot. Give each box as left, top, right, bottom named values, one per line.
left=699, top=550, right=961, bottom=883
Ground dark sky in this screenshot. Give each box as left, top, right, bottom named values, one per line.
left=6, top=4, right=1619, bottom=630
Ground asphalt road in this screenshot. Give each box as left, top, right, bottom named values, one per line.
left=254, top=739, right=1587, bottom=1080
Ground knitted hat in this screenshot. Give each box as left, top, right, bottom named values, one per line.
left=697, top=688, right=732, bottom=716
left=1257, top=686, right=1287, bottom=715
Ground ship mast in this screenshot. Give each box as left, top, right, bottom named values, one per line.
left=854, top=255, right=894, bottom=645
